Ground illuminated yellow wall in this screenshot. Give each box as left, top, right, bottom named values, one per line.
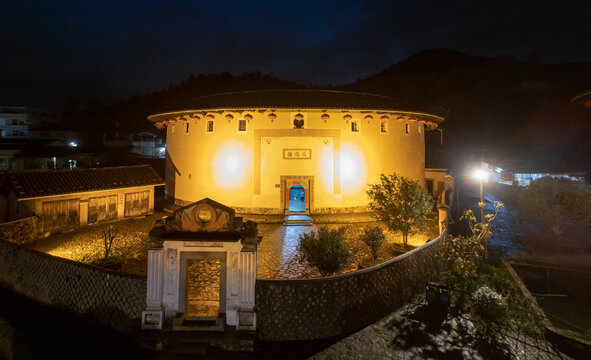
left=160, top=109, right=437, bottom=213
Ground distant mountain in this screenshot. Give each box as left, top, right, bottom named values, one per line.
left=71, top=49, right=591, bottom=170
left=72, top=71, right=302, bottom=133
left=341, top=49, right=591, bottom=167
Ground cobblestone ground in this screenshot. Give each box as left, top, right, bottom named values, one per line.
left=311, top=302, right=570, bottom=360
left=256, top=222, right=433, bottom=279
left=27, top=212, right=167, bottom=276
left=26, top=213, right=435, bottom=279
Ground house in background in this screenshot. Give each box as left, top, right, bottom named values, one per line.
left=0, top=165, right=164, bottom=233
left=103, top=132, right=166, bottom=158
left=0, top=106, right=97, bottom=171
left=0, top=107, right=60, bottom=139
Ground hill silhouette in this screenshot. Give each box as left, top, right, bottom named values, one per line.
left=71, top=49, right=591, bottom=170
left=341, top=49, right=591, bottom=169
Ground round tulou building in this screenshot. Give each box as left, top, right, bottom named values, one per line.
left=148, top=89, right=444, bottom=214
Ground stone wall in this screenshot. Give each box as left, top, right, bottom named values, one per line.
left=256, top=233, right=444, bottom=341
left=0, top=217, right=42, bottom=245
left=0, top=240, right=146, bottom=334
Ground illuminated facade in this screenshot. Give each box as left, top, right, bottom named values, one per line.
left=148, top=90, right=443, bottom=214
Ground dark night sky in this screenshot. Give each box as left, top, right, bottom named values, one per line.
left=2, top=0, right=591, bottom=110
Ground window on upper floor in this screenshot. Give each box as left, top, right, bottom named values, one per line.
left=206, top=120, right=214, bottom=133
left=238, top=119, right=247, bottom=132
left=405, top=123, right=410, bottom=135
left=185, top=122, right=190, bottom=133
left=351, top=119, right=360, bottom=133
left=380, top=121, right=388, bottom=134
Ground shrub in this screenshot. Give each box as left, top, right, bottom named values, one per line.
left=439, top=234, right=486, bottom=309
left=297, top=227, right=356, bottom=276
left=360, top=226, right=386, bottom=261
left=471, top=285, right=507, bottom=322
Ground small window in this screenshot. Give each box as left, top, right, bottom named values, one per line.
left=185, top=122, right=190, bottom=133
left=405, top=123, right=410, bottom=135
left=418, top=124, right=422, bottom=136
left=238, top=119, right=247, bottom=132
left=426, top=179, right=434, bottom=196
left=206, top=120, right=214, bottom=133
left=380, top=121, right=388, bottom=134
left=351, top=119, right=360, bottom=133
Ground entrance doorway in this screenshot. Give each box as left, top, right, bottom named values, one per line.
left=280, top=176, right=314, bottom=214
left=185, top=259, right=221, bottom=318
left=288, top=185, right=305, bottom=212
left=179, top=252, right=226, bottom=321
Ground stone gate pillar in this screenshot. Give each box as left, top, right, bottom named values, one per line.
left=237, top=221, right=259, bottom=330
left=142, top=221, right=165, bottom=329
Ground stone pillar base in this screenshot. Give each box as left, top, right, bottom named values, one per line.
left=142, top=309, right=164, bottom=330
left=237, top=307, right=256, bottom=331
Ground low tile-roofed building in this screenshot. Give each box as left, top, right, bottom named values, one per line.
left=1, top=165, right=163, bottom=199
left=0, top=165, right=165, bottom=231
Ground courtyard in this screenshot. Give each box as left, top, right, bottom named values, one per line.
left=26, top=209, right=437, bottom=279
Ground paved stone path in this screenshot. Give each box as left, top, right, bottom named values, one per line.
left=27, top=210, right=435, bottom=279
left=310, top=302, right=570, bottom=360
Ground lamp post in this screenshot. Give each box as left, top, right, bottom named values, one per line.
left=473, top=169, right=488, bottom=223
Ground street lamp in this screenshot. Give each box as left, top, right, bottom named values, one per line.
left=473, top=169, right=488, bottom=222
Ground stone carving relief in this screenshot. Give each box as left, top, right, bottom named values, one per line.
left=167, top=248, right=177, bottom=295
left=164, top=198, right=239, bottom=233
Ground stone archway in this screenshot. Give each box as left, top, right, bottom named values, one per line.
left=141, top=198, right=259, bottom=331
left=280, top=176, right=314, bottom=214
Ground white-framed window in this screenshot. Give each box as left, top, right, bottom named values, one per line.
left=206, top=119, right=214, bottom=133
left=380, top=120, right=388, bottom=134
left=405, top=123, right=410, bottom=135
left=185, top=122, right=190, bottom=134
left=237, top=119, right=247, bottom=133
left=350, top=119, right=360, bottom=133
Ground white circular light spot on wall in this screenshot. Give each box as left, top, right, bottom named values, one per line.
left=212, top=141, right=250, bottom=189
left=341, top=142, right=367, bottom=193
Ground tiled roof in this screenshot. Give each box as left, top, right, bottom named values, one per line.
left=1, top=165, right=164, bottom=199
left=190, top=90, right=402, bottom=110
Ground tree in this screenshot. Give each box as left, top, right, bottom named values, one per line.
left=366, top=173, right=434, bottom=246
left=360, top=226, right=386, bottom=261
left=519, top=177, right=591, bottom=236
left=102, top=225, right=119, bottom=260
left=297, top=227, right=356, bottom=277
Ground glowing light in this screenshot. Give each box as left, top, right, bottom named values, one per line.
left=341, top=142, right=367, bottom=192
left=69, top=141, right=78, bottom=147
left=212, top=141, right=250, bottom=189
left=473, top=169, right=488, bottom=181
left=316, top=140, right=334, bottom=193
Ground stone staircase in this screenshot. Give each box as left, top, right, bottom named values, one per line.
left=138, top=327, right=255, bottom=359
left=283, top=214, right=313, bottom=226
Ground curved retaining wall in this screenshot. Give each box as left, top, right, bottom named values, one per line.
left=255, top=232, right=444, bottom=341
left=0, top=240, right=146, bottom=334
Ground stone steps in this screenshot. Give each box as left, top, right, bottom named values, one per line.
left=283, top=214, right=313, bottom=226
left=139, top=327, right=256, bottom=357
